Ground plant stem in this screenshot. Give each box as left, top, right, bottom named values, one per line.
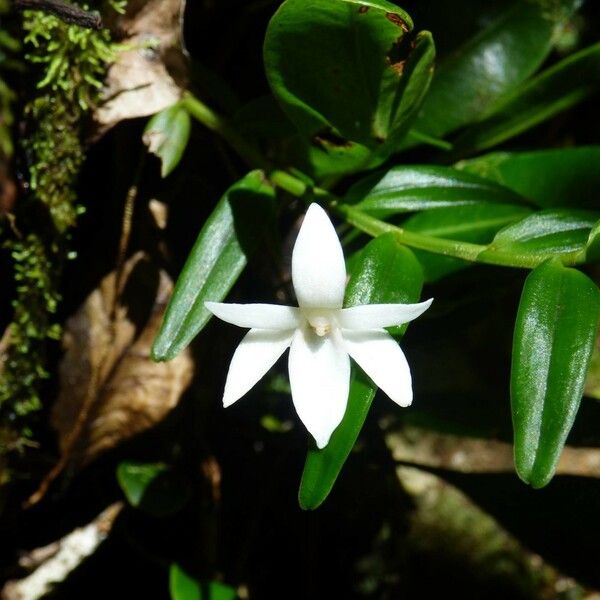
left=406, top=129, right=453, bottom=151
left=181, top=92, right=586, bottom=271
left=269, top=169, right=337, bottom=205
left=182, top=93, right=326, bottom=198
left=181, top=92, right=269, bottom=169
left=339, top=205, right=584, bottom=270
left=268, top=169, right=307, bottom=197
left=183, top=92, right=338, bottom=204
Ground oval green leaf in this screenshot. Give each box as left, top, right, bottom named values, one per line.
left=511, top=259, right=600, bottom=488
left=143, top=103, right=192, bottom=178
left=233, top=95, right=375, bottom=179
left=117, top=461, right=191, bottom=516
left=152, top=171, right=275, bottom=361
left=264, top=0, right=435, bottom=156
left=457, top=146, right=600, bottom=208
left=345, top=165, right=527, bottom=217
left=480, top=209, right=600, bottom=262
left=405, top=0, right=576, bottom=144
left=454, top=42, right=600, bottom=154
left=299, top=233, right=424, bottom=510
left=170, top=564, right=237, bottom=600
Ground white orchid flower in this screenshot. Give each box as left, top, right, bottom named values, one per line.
left=206, top=203, right=432, bottom=449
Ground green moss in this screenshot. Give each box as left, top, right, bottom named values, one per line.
left=23, top=5, right=122, bottom=232
left=0, top=3, right=124, bottom=446
left=0, top=0, right=19, bottom=157
left=0, top=233, right=60, bottom=416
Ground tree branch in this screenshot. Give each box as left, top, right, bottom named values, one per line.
left=14, top=0, right=102, bottom=30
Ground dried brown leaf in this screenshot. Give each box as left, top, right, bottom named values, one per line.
left=51, top=251, right=193, bottom=470
left=94, top=0, right=188, bottom=132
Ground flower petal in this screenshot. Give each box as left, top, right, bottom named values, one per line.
left=223, top=328, right=294, bottom=407
left=342, top=329, right=412, bottom=407
left=292, top=203, right=346, bottom=309
left=288, top=328, right=350, bottom=448
left=338, top=299, right=433, bottom=330
left=206, top=302, right=301, bottom=330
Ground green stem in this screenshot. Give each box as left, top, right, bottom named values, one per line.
left=181, top=92, right=269, bottom=169
left=268, top=169, right=307, bottom=197
left=406, top=128, right=453, bottom=151
left=181, top=92, right=585, bottom=271
left=182, top=93, right=334, bottom=203
left=339, top=205, right=584, bottom=270
left=269, top=169, right=337, bottom=205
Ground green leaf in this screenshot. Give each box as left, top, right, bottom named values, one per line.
left=143, top=104, right=191, bottom=178
left=233, top=95, right=375, bottom=179
left=299, top=233, right=423, bottom=510
left=152, top=171, right=275, bottom=361
left=116, top=461, right=191, bottom=516
left=457, top=147, right=600, bottom=208
left=406, top=0, right=576, bottom=143
left=404, top=203, right=532, bottom=281
left=479, top=209, right=600, bottom=262
left=380, top=30, right=436, bottom=155
left=404, top=203, right=533, bottom=239
left=454, top=42, right=600, bottom=154
left=345, top=165, right=527, bottom=217
left=511, top=260, right=600, bottom=488
left=169, top=564, right=236, bottom=600
left=264, top=0, right=435, bottom=162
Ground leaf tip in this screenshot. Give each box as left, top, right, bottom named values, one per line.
left=150, top=337, right=170, bottom=362
left=298, top=490, right=321, bottom=511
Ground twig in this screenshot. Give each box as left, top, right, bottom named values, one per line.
left=13, top=0, right=102, bottom=30
left=1, top=503, right=123, bottom=600
left=112, top=152, right=145, bottom=320
left=386, top=425, right=600, bottom=478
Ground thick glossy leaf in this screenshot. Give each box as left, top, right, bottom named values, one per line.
left=143, top=103, right=191, bottom=178
left=406, top=0, right=576, bottom=142
left=170, top=564, right=236, bottom=600
left=457, top=147, right=600, bottom=208
left=404, top=203, right=532, bottom=240
left=512, top=260, right=600, bottom=488
left=479, top=209, right=600, bottom=262
left=264, top=0, right=435, bottom=159
left=344, top=165, right=526, bottom=217
left=404, top=203, right=532, bottom=281
left=379, top=30, right=436, bottom=156
left=299, top=233, right=423, bottom=509
left=233, top=95, right=375, bottom=179
left=117, top=461, right=191, bottom=516
left=454, top=42, right=600, bottom=154
left=398, top=0, right=510, bottom=57
left=233, top=95, right=297, bottom=140
left=152, top=171, right=275, bottom=361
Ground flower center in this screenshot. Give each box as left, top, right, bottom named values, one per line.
left=302, top=309, right=336, bottom=337
left=311, top=317, right=331, bottom=337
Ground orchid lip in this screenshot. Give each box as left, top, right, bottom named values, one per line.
left=300, top=307, right=339, bottom=337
